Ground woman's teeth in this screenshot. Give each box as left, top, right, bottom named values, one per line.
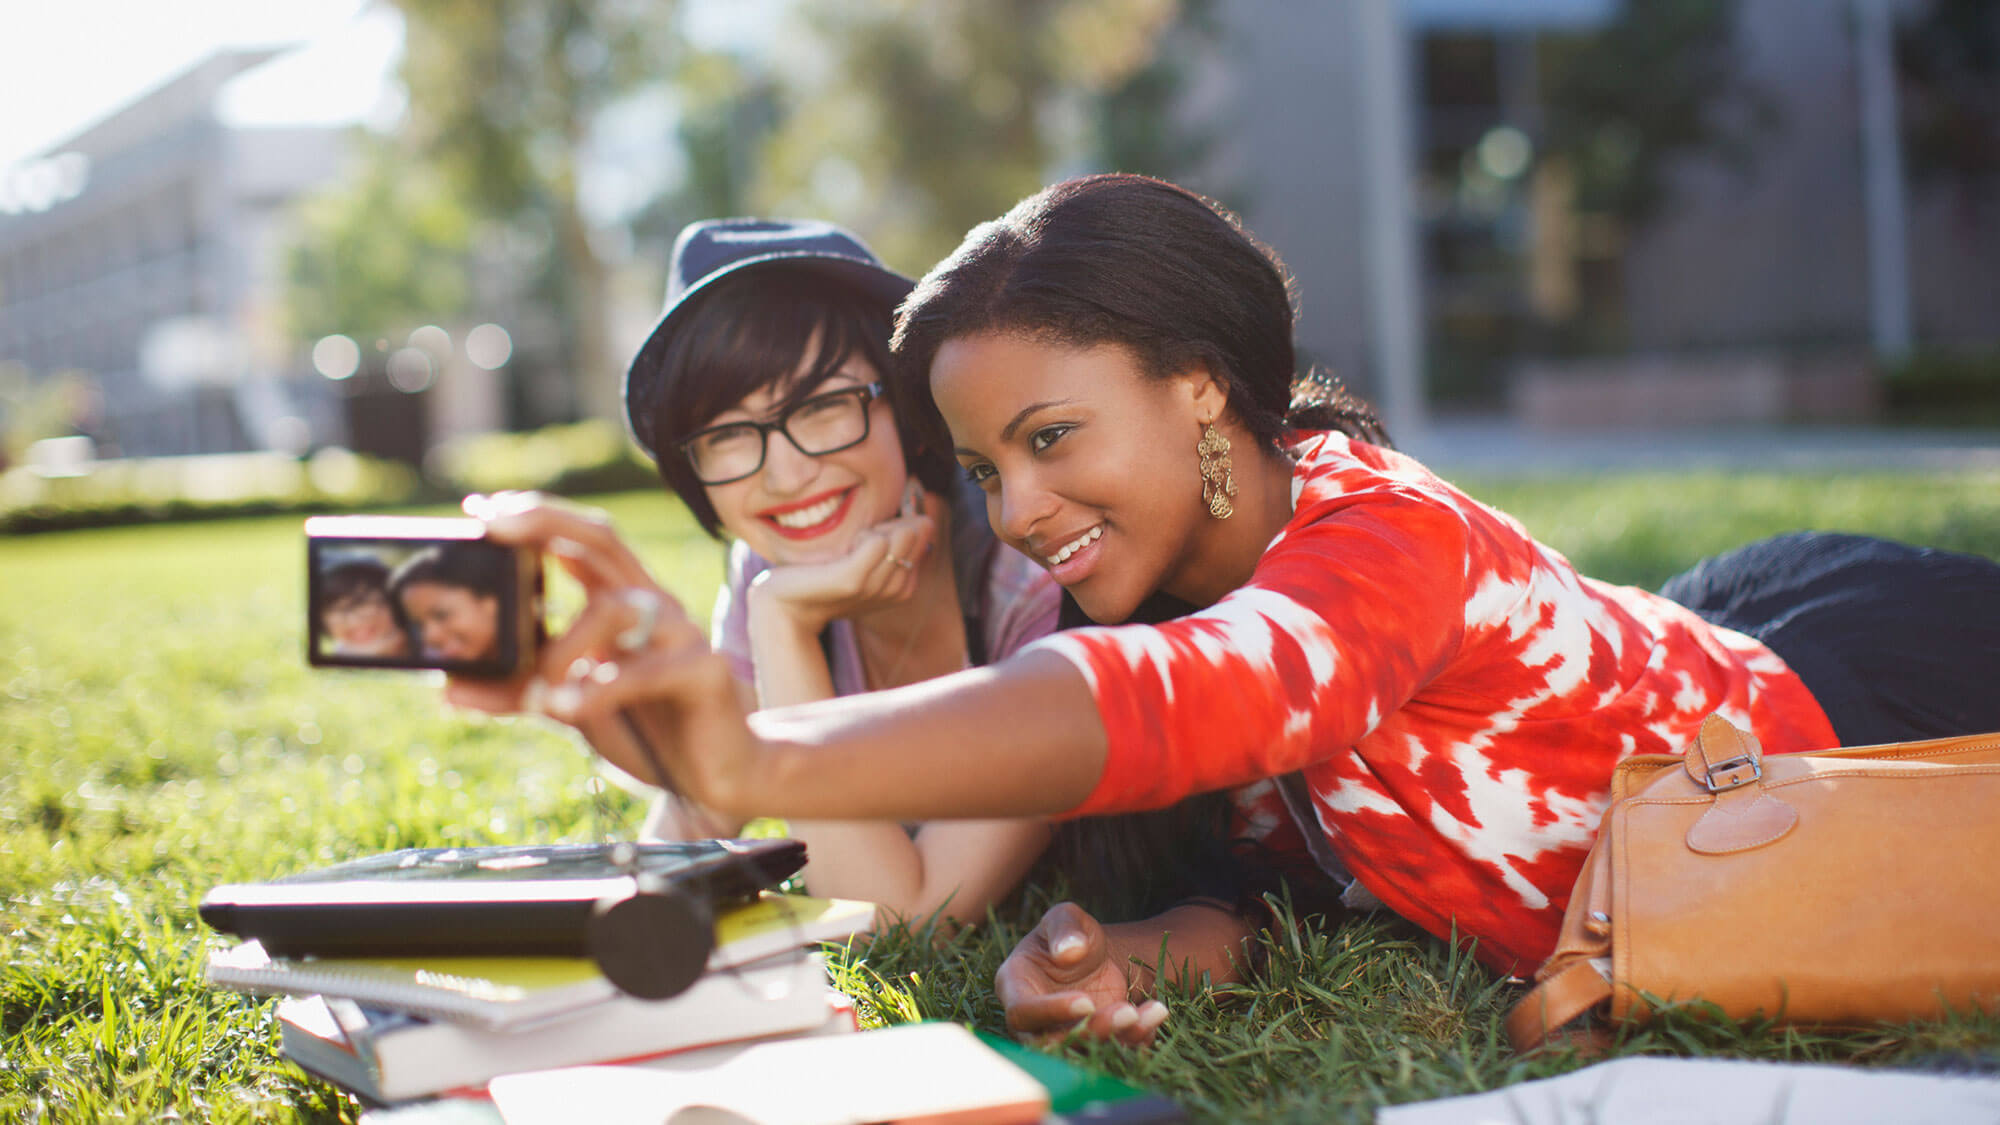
left=1047, top=526, right=1102, bottom=565
left=773, top=494, right=843, bottom=529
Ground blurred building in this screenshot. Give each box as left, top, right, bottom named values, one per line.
left=1205, top=0, right=1999, bottom=428
left=0, top=48, right=350, bottom=457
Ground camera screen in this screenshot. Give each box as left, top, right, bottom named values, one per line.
left=306, top=518, right=541, bottom=676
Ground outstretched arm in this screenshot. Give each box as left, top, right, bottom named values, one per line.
left=446, top=497, right=1088, bottom=930
left=450, top=492, right=1109, bottom=823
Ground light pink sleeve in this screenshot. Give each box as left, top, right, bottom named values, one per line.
left=708, top=539, right=767, bottom=685
left=981, top=549, right=1063, bottom=661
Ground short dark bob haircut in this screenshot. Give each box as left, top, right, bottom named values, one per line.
left=891, top=173, right=1386, bottom=455
left=630, top=268, right=961, bottom=539
left=320, top=557, right=393, bottom=611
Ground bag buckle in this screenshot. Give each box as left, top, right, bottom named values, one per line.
left=1702, top=752, right=1762, bottom=792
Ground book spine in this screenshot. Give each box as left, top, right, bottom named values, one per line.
left=362, top=955, right=837, bottom=1101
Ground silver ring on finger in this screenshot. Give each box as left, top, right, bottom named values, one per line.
left=888, top=555, right=913, bottom=570
left=615, top=588, right=663, bottom=653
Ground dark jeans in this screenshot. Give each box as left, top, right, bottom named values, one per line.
left=1658, top=532, right=2000, bottom=746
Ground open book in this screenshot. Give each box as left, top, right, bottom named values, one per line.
left=487, top=1022, right=1052, bottom=1125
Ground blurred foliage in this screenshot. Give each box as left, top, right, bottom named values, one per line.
left=750, top=0, right=1196, bottom=271
left=1883, top=349, right=2000, bottom=426
left=428, top=417, right=658, bottom=496
left=1539, top=0, right=1777, bottom=224
left=1896, top=0, right=2000, bottom=184
left=278, top=0, right=1214, bottom=429
left=0, top=417, right=686, bottom=534
left=284, top=137, right=477, bottom=346
left=626, top=50, right=786, bottom=278
left=0, top=450, right=420, bottom=535
left=0, top=366, right=95, bottom=466
left=289, top=0, right=687, bottom=424
left=1092, top=0, right=1225, bottom=189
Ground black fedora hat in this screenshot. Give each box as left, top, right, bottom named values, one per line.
left=623, top=217, right=914, bottom=459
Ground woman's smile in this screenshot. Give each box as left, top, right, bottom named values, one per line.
left=758, top=486, right=857, bottom=540
left=1036, top=523, right=1106, bottom=586
left=399, top=582, right=500, bottom=663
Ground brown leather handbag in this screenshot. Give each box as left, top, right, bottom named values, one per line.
left=1507, top=714, right=2000, bottom=1051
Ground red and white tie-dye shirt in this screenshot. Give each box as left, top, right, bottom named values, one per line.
left=1025, top=431, right=1837, bottom=972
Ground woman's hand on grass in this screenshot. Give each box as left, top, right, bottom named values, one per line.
left=995, top=902, right=1169, bottom=1047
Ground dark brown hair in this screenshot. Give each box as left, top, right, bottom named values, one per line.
left=634, top=268, right=960, bottom=538
left=890, top=173, right=1387, bottom=463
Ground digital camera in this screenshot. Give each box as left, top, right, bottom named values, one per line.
left=305, top=515, right=544, bottom=677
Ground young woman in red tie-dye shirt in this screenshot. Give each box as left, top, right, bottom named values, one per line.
left=456, top=174, right=2000, bottom=1046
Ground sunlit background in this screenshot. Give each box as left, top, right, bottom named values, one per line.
left=2, top=0, right=1995, bottom=509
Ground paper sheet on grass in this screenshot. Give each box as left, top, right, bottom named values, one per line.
left=1375, top=1057, right=2000, bottom=1125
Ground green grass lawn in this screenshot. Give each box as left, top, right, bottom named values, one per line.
left=6, top=472, right=2000, bottom=1123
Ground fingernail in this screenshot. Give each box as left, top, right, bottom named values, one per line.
left=1110, top=1006, right=1139, bottom=1031
left=462, top=494, right=494, bottom=518
left=545, top=683, right=580, bottom=718
left=1052, top=933, right=1087, bottom=958
left=1068, top=996, right=1095, bottom=1019
left=1138, top=1001, right=1169, bottom=1032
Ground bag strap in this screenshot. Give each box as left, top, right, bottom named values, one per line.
left=1506, top=958, right=1613, bottom=1053
left=1682, top=712, right=1764, bottom=791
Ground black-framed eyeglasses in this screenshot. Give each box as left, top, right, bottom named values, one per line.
left=676, top=381, right=885, bottom=485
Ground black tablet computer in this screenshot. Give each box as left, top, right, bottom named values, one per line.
left=198, top=839, right=806, bottom=958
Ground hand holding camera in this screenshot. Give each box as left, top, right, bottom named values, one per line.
left=307, top=494, right=771, bottom=817
left=467, top=494, right=767, bottom=807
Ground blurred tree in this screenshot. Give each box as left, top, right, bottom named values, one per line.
left=284, top=136, right=476, bottom=346
left=750, top=0, right=1193, bottom=272
left=1896, top=0, right=2000, bottom=187
left=628, top=51, right=784, bottom=266
left=381, top=0, right=682, bottom=422
left=1539, top=0, right=1777, bottom=225
left=1093, top=0, right=1225, bottom=189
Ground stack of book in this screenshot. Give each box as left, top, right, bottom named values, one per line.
left=203, top=843, right=1189, bottom=1122
left=206, top=891, right=875, bottom=1104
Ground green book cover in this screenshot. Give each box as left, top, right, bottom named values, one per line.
left=976, top=1030, right=1188, bottom=1123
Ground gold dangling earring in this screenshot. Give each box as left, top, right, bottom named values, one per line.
left=1198, top=422, right=1236, bottom=520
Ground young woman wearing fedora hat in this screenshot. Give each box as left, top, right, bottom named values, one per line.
left=454, top=178, right=2000, bottom=1046
left=590, top=217, right=1063, bottom=927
